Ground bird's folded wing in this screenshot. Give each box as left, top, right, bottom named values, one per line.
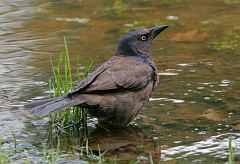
left=68, top=59, right=111, bottom=94
left=69, top=56, right=153, bottom=94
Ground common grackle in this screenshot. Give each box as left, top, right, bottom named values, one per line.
left=25, top=25, right=169, bottom=126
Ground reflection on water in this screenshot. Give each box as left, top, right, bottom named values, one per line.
left=161, top=133, right=240, bottom=162
left=150, top=97, right=185, bottom=104
left=87, top=125, right=159, bottom=161
left=0, top=0, right=239, bottom=163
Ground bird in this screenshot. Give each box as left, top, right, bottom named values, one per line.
left=25, top=25, right=169, bottom=126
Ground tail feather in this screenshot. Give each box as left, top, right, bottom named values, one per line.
left=25, top=97, right=60, bottom=109
left=25, top=95, right=84, bottom=117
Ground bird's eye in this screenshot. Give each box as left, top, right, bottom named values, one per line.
left=141, top=35, right=147, bottom=41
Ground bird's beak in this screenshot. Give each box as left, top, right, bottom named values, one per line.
left=150, top=25, right=169, bottom=40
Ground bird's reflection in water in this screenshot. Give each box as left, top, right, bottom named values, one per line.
left=88, top=124, right=161, bottom=161
left=46, top=123, right=161, bottom=161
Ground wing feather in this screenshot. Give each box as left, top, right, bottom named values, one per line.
left=73, top=56, right=153, bottom=94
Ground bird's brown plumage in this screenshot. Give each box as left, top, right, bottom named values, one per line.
left=26, top=25, right=169, bottom=126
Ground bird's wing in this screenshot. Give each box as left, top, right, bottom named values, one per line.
left=69, top=56, right=154, bottom=95
left=68, top=58, right=112, bottom=94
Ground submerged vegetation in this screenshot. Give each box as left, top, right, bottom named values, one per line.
left=211, top=27, right=240, bottom=53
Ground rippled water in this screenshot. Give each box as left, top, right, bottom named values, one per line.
left=0, top=0, right=239, bottom=163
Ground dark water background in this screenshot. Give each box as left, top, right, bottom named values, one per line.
left=0, top=0, right=239, bottom=163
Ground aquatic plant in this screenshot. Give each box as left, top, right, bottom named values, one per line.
left=228, top=136, right=238, bottom=164
left=0, top=133, right=106, bottom=164
left=45, top=37, right=110, bottom=163
left=0, top=138, right=8, bottom=164
left=48, top=37, right=93, bottom=143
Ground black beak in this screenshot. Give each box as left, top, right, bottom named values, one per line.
left=150, top=25, right=169, bottom=40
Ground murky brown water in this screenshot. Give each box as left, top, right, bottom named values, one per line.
left=0, top=0, right=239, bottom=163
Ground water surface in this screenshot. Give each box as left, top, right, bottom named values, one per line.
left=0, top=0, right=239, bottom=163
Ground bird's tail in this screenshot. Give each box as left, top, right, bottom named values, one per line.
left=25, top=95, right=84, bottom=117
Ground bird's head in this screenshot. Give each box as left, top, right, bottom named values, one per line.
left=116, top=25, right=169, bottom=57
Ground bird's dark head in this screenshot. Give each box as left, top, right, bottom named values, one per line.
left=115, top=25, right=169, bottom=57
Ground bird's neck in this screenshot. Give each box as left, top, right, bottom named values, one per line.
left=115, top=41, right=138, bottom=57
left=115, top=49, right=153, bottom=64
left=115, top=42, right=152, bottom=60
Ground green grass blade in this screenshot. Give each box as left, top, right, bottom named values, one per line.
left=83, top=59, right=94, bottom=79
left=64, top=36, right=73, bottom=89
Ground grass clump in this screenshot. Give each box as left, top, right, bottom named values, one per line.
left=49, top=37, right=92, bottom=129
left=45, top=37, right=108, bottom=162
left=47, top=37, right=94, bottom=146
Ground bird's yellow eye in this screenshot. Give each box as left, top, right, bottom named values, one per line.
left=141, top=35, right=147, bottom=41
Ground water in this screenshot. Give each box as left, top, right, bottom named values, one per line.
left=0, top=0, right=239, bottom=163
